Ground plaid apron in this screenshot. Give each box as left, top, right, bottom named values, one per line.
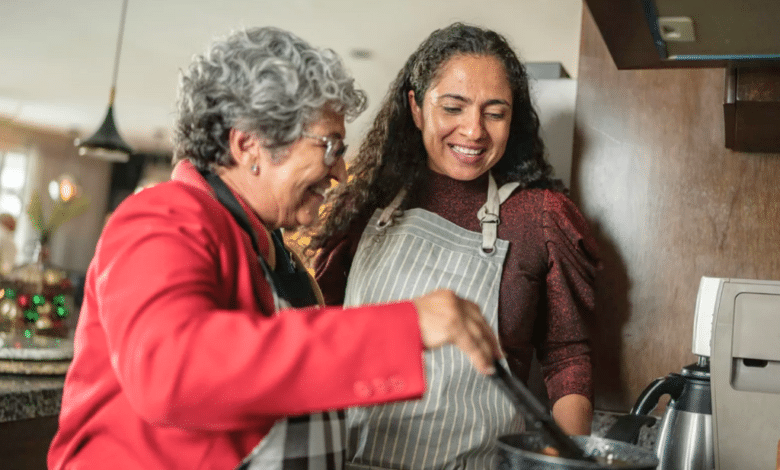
left=201, top=170, right=346, bottom=470
left=236, top=253, right=347, bottom=470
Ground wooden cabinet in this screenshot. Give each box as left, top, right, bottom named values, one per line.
left=0, top=416, right=58, bottom=469
left=724, top=67, right=780, bottom=152
left=583, top=0, right=780, bottom=70
left=583, top=1, right=780, bottom=152
left=0, top=376, right=64, bottom=469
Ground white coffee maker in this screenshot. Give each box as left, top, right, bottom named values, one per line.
left=693, top=276, right=780, bottom=469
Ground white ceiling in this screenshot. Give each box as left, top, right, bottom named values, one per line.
left=0, top=0, right=583, bottom=153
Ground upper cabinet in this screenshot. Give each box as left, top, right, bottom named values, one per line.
left=583, top=0, right=780, bottom=70
left=584, top=0, right=780, bottom=152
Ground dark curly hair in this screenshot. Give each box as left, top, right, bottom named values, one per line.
left=308, top=22, right=564, bottom=252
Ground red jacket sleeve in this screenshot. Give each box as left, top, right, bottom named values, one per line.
left=94, top=184, right=426, bottom=430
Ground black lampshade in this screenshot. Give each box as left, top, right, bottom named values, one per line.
left=78, top=103, right=133, bottom=162
left=77, top=0, right=133, bottom=163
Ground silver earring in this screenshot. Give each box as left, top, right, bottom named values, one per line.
left=250, top=164, right=259, bottom=175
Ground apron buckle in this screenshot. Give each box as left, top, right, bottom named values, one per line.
left=479, top=213, right=500, bottom=227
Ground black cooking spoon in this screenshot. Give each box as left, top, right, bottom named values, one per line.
left=491, top=360, right=597, bottom=462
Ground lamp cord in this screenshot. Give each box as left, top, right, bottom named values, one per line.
left=108, top=0, right=129, bottom=105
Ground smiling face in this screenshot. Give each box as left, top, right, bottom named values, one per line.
left=221, top=108, right=347, bottom=230
left=409, top=54, right=513, bottom=181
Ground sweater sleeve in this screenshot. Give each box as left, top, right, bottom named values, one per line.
left=538, top=191, right=600, bottom=406
left=94, top=187, right=426, bottom=430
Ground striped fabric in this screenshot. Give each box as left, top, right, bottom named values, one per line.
left=343, top=202, right=523, bottom=470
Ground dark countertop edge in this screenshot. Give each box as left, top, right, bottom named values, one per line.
left=0, top=375, right=65, bottom=422
left=0, top=380, right=667, bottom=444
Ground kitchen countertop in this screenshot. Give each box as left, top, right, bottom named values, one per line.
left=0, top=332, right=72, bottom=422
left=0, top=374, right=65, bottom=422
left=0, top=375, right=663, bottom=454
left=591, top=410, right=661, bottom=452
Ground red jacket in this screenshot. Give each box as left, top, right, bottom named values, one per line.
left=48, top=160, right=425, bottom=469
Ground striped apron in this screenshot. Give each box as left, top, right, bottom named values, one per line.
left=343, top=173, right=523, bottom=470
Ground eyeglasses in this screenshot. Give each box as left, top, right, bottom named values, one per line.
left=301, top=132, right=347, bottom=167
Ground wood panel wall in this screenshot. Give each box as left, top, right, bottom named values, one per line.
left=571, top=7, right=780, bottom=412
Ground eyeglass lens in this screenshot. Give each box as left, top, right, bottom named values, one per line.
left=324, top=140, right=347, bottom=166
left=302, top=132, right=346, bottom=166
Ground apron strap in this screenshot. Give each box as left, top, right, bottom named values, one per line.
left=377, top=188, right=408, bottom=228
left=477, top=172, right=519, bottom=254
left=376, top=173, right=519, bottom=253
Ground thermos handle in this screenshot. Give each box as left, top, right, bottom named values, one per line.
left=631, top=373, right=686, bottom=415
left=604, top=373, right=686, bottom=445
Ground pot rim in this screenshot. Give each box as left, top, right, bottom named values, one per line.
left=496, top=434, right=659, bottom=469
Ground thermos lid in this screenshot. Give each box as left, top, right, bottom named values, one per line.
left=681, top=362, right=710, bottom=380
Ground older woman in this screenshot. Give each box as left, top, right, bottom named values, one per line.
left=313, top=23, right=599, bottom=469
left=48, top=27, right=501, bottom=470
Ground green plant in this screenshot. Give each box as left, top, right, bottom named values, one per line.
left=26, top=190, right=91, bottom=244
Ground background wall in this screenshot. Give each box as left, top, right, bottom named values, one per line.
left=0, top=120, right=111, bottom=273
left=571, top=7, right=780, bottom=412
left=532, top=77, right=578, bottom=187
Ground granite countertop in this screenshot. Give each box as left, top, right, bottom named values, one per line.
left=0, top=374, right=65, bottom=422
left=0, top=332, right=72, bottom=422
left=0, top=375, right=665, bottom=449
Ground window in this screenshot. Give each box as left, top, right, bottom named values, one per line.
left=0, top=150, right=30, bottom=219
left=0, top=149, right=33, bottom=265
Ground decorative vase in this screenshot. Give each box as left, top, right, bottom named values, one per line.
left=34, top=238, right=51, bottom=265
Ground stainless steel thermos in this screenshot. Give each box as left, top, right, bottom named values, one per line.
left=629, top=361, right=714, bottom=470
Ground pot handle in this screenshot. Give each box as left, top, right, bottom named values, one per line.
left=604, top=414, right=657, bottom=444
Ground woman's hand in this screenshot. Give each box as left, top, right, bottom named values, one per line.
left=413, top=289, right=502, bottom=375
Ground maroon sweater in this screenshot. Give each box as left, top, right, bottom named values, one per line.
left=315, top=170, right=598, bottom=405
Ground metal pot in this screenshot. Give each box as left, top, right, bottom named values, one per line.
left=496, top=434, right=659, bottom=470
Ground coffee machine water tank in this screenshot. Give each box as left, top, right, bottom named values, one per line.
left=692, top=276, right=722, bottom=359
left=698, top=276, right=780, bottom=470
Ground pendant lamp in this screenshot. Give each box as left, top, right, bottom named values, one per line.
left=76, top=0, right=133, bottom=163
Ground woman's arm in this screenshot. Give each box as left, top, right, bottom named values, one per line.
left=540, top=191, right=601, bottom=433
left=97, top=187, right=427, bottom=430
left=552, top=393, right=593, bottom=436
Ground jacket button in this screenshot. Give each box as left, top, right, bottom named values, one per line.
left=389, top=375, right=405, bottom=392
left=372, top=378, right=389, bottom=395
left=354, top=381, right=372, bottom=398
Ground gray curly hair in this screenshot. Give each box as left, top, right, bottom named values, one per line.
left=173, top=26, right=367, bottom=169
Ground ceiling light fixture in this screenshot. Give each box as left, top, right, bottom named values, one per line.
left=75, top=0, right=133, bottom=163
left=349, top=48, right=374, bottom=60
